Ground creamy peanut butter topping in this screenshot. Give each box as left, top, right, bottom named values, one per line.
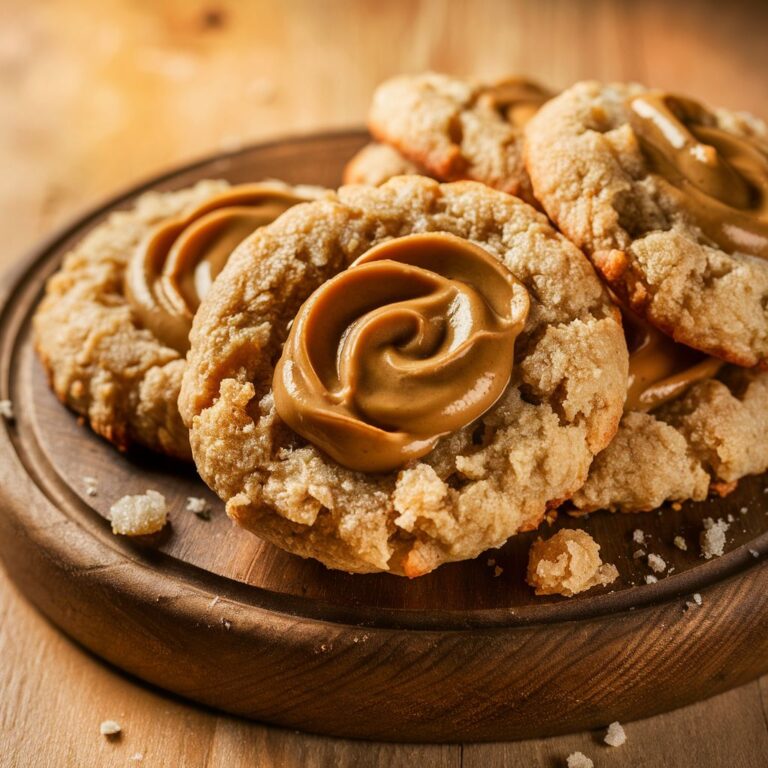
left=624, top=308, right=723, bottom=412
left=126, top=184, right=309, bottom=352
left=480, top=78, right=554, bottom=127
left=273, top=233, right=530, bottom=473
left=630, top=92, right=768, bottom=258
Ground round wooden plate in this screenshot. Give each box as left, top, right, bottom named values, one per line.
left=1, top=131, right=767, bottom=743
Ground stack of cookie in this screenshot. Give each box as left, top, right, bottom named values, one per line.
left=34, top=73, right=768, bottom=586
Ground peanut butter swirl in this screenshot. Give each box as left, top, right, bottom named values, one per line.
left=273, top=233, right=530, bottom=473
left=480, top=77, right=554, bottom=127
left=624, top=308, right=723, bottom=412
left=126, top=184, right=309, bottom=352
left=630, top=92, right=768, bottom=258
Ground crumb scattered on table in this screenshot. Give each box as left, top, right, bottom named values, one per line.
left=700, top=517, right=729, bottom=559
left=186, top=496, right=211, bottom=520
left=645, top=574, right=658, bottom=584
left=673, top=535, right=687, bottom=551
left=567, top=752, right=594, bottom=768
left=632, top=529, right=645, bottom=545
left=109, top=490, right=167, bottom=536
left=526, top=529, right=618, bottom=597
left=604, top=720, right=627, bottom=747
left=99, top=720, right=121, bottom=737
left=493, top=565, right=504, bottom=577
left=82, top=476, right=98, bottom=497
left=647, top=553, right=667, bottom=573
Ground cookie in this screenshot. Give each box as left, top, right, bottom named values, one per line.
left=180, top=176, right=628, bottom=575
left=525, top=81, right=768, bottom=367
left=368, top=73, right=554, bottom=203
left=342, top=142, right=422, bottom=186
left=572, top=365, right=768, bottom=513
left=34, top=180, right=319, bottom=459
left=571, top=309, right=768, bottom=513
left=526, top=529, right=618, bottom=597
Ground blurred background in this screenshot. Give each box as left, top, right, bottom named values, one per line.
left=2, top=0, right=767, bottom=263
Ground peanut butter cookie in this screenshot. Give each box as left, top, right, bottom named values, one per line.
left=525, top=81, right=768, bottom=367
left=572, top=365, right=768, bottom=513
left=570, top=305, right=768, bottom=513
left=180, top=176, right=628, bottom=575
left=342, top=142, right=422, bottom=186
left=368, top=73, right=554, bottom=203
left=34, top=180, right=320, bottom=459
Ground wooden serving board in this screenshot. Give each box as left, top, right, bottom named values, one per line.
left=1, top=131, right=767, bottom=743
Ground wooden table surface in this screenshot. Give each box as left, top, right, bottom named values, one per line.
left=2, top=1, right=767, bottom=765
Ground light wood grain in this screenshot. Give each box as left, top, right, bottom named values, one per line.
left=1, top=0, right=768, bottom=765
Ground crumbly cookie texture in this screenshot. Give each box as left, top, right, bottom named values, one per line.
left=342, top=142, right=423, bottom=186
left=525, top=81, right=768, bottom=367
left=33, top=181, right=230, bottom=459
left=180, top=176, right=627, bottom=576
left=108, top=489, right=168, bottom=535
left=526, top=529, right=619, bottom=597
left=368, top=73, right=544, bottom=203
left=33, top=180, right=319, bottom=459
left=572, top=368, right=768, bottom=512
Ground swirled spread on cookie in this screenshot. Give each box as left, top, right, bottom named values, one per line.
left=624, top=308, right=723, bottom=412
left=630, top=92, right=768, bottom=258
left=126, top=184, right=309, bottom=352
left=479, top=77, right=554, bottom=127
left=273, top=232, right=530, bottom=473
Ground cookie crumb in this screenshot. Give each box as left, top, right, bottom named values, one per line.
left=749, top=549, right=759, bottom=558
left=566, top=752, right=594, bottom=768
left=700, top=517, right=729, bottom=559
left=604, top=720, right=626, bottom=747
left=99, top=720, right=121, bottom=737
left=109, top=490, right=167, bottom=535
left=0, top=399, right=13, bottom=420
left=632, top=549, right=646, bottom=559
left=82, top=476, right=98, bottom=497
left=493, top=565, right=504, bottom=577
left=632, top=528, right=645, bottom=545
left=526, top=529, right=618, bottom=597
left=645, top=574, right=658, bottom=584
left=186, top=496, right=211, bottom=520
left=487, top=557, right=496, bottom=567
left=671, top=501, right=682, bottom=511
left=647, top=553, right=667, bottom=573
left=686, top=593, right=703, bottom=610
left=673, top=535, right=687, bottom=551
left=739, top=506, right=748, bottom=515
